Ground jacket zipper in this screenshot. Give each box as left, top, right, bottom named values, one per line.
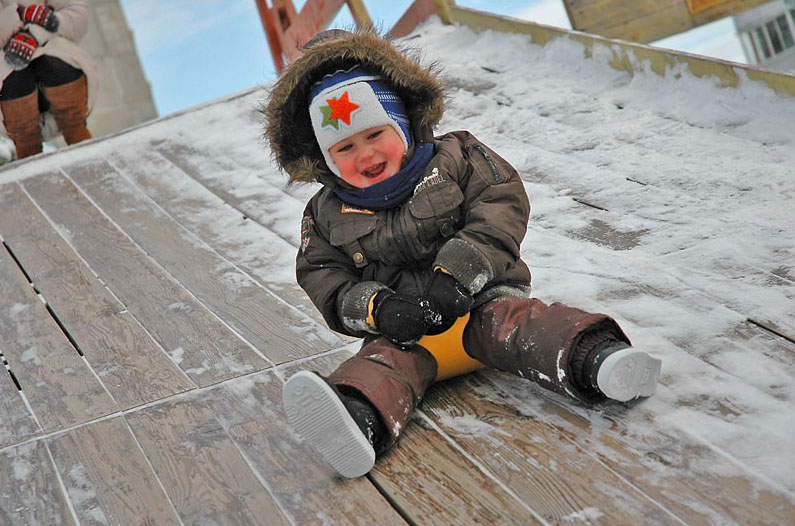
left=472, top=143, right=503, bottom=183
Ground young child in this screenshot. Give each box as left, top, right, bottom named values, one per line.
left=265, top=30, right=661, bottom=478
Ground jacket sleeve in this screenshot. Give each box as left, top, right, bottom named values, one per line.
left=18, top=1, right=89, bottom=45
left=49, top=0, right=89, bottom=42
left=295, top=195, right=387, bottom=336
left=433, top=132, right=530, bottom=293
left=0, top=3, right=23, bottom=45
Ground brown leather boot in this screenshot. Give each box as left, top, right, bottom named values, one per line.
left=41, top=75, right=91, bottom=145
left=1, top=90, right=43, bottom=159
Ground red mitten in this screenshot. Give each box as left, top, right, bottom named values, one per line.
left=18, top=4, right=59, bottom=32
left=4, top=31, right=38, bottom=70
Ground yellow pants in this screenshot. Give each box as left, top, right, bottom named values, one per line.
left=417, top=313, right=484, bottom=381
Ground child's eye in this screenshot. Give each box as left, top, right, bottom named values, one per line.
left=336, top=143, right=353, bottom=153
left=367, top=130, right=383, bottom=140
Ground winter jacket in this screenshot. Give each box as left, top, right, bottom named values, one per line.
left=266, top=31, right=532, bottom=337
left=0, top=0, right=98, bottom=140
left=296, top=131, right=533, bottom=336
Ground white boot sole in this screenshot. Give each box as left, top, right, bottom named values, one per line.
left=282, top=371, right=375, bottom=478
left=596, top=348, right=661, bottom=402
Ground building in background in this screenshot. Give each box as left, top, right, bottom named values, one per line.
left=82, top=0, right=157, bottom=139
left=735, top=0, right=795, bottom=72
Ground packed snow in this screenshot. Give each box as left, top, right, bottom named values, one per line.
left=2, top=16, right=793, bottom=501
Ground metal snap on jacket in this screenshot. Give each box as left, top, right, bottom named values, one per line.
left=440, top=222, right=455, bottom=237
left=353, top=252, right=364, bottom=264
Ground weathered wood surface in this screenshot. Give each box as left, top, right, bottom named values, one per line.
left=0, top=235, right=118, bottom=433
left=0, top=368, right=37, bottom=450
left=0, top=441, right=76, bottom=525
left=0, top=183, right=194, bottom=409
left=63, top=159, right=336, bottom=364
left=48, top=417, right=180, bottom=525
left=435, top=370, right=795, bottom=526
left=20, top=171, right=268, bottom=387
left=125, top=396, right=292, bottom=525
left=107, top=147, right=342, bottom=338
left=421, top=376, right=676, bottom=525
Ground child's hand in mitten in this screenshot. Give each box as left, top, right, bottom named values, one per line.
left=371, top=290, right=429, bottom=345
left=4, top=30, right=37, bottom=70
left=424, top=269, right=473, bottom=335
left=18, top=4, right=59, bottom=32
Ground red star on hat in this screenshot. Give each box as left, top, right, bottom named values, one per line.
left=326, top=91, right=360, bottom=126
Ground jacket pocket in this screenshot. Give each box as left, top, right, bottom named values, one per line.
left=408, top=172, right=464, bottom=219
left=406, top=174, right=464, bottom=252
left=328, top=214, right=379, bottom=268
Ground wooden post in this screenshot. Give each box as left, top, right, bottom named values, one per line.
left=256, top=0, right=373, bottom=73
left=390, top=0, right=456, bottom=38
left=433, top=0, right=454, bottom=25
left=346, top=0, right=373, bottom=29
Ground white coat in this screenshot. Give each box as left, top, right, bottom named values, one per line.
left=0, top=0, right=98, bottom=139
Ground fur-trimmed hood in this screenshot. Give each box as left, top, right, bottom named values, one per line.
left=264, top=30, right=445, bottom=187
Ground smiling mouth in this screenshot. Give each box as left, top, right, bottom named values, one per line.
left=362, top=162, right=386, bottom=178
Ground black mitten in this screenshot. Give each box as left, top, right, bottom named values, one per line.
left=4, top=31, right=38, bottom=70
left=424, top=270, right=473, bottom=335
left=18, top=4, right=59, bottom=32
left=372, top=290, right=428, bottom=345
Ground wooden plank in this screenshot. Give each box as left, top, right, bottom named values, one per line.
left=48, top=416, right=180, bottom=525
left=21, top=172, right=267, bottom=388
left=0, top=440, right=75, bottom=525
left=561, top=0, right=771, bottom=43
left=125, top=396, right=292, bottom=525
left=152, top=141, right=308, bottom=252
left=108, top=148, right=343, bottom=343
left=278, top=350, right=542, bottom=525
left=747, top=318, right=795, bottom=347
left=481, top=371, right=795, bottom=526
left=0, top=183, right=194, bottom=409
left=63, top=159, right=335, bottom=364
left=0, top=243, right=118, bottom=433
left=206, top=355, right=407, bottom=525
left=420, top=374, right=676, bottom=525
left=0, top=352, right=39, bottom=449
left=372, top=418, right=543, bottom=525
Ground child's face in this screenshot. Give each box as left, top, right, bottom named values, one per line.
left=329, top=125, right=406, bottom=188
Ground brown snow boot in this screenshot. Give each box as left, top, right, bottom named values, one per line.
left=1, top=90, right=43, bottom=159
left=41, top=75, right=91, bottom=145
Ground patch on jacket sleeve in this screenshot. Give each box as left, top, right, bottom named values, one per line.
left=300, top=215, right=314, bottom=253
left=341, top=203, right=375, bottom=215
left=413, top=166, right=444, bottom=196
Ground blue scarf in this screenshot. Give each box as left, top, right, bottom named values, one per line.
left=333, top=142, right=435, bottom=210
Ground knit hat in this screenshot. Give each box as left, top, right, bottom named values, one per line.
left=308, top=66, right=411, bottom=177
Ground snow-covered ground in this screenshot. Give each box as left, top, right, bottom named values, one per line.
left=3, top=17, right=793, bottom=502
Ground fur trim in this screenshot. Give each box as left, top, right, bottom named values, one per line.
left=264, top=30, right=446, bottom=186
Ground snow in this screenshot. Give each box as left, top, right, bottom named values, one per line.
left=1, top=16, right=793, bottom=504
left=395, top=21, right=792, bottom=497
